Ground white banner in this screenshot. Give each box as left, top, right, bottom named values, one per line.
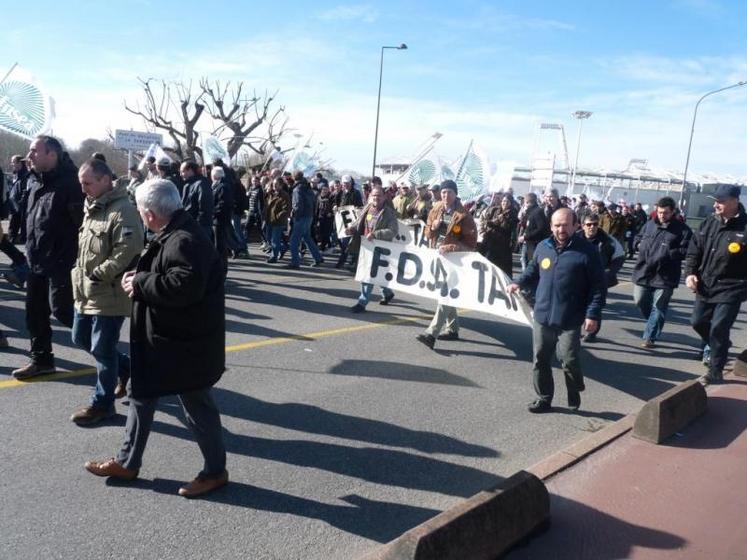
left=356, top=239, right=533, bottom=326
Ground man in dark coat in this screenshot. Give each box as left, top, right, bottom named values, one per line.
left=85, top=178, right=228, bottom=499
left=179, top=160, right=214, bottom=241
left=685, top=185, right=747, bottom=386
left=632, top=196, right=692, bottom=348
left=12, top=136, right=84, bottom=379
left=8, top=155, right=30, bottom=243
left=509, top=208, right=605, bottom=413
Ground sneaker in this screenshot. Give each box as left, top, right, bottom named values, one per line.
left=178, top=470, right=228, bottom=499
left=266, top=257, right=278, bottom=264
left=582, top=333, right=597, bottom=343
left=698, top=373, right=723, bottom=387
left=641, top=340, right=655, bottom=349
left=311, top=259, right=324, bottom=267
left=379, top=293, right=394, bottom=306
left=416, top=333, right=436, bottom=350
left=437, top=331, right=459, bottom=341
left=702, top=346, right=711, bottom=367
left=71, top=405, right=115, bottom=426
left=114, top=381, right=127, bottom=400
left=12, top=362, right=56, bottom=380
left=528, top=399, right=553, bottom=413
left=350, top=303, right=366, bottom=313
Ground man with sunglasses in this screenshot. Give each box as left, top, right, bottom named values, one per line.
left=632, top=196, right=692, bottom=348
left=579, top=214, right=625, bottom=342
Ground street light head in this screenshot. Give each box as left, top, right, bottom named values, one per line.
left=399, top=43, right=408, bottom=50
left=573, top=110, right=593, bottom=120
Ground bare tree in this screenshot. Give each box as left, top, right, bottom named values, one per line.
left=124, top=78, right=206, bottom=160
left=200, top=79, right=290, bottom=159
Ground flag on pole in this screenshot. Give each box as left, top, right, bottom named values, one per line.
left=455, top=141, right=491, bottom=201
left=0, top=64, right=54, bottom=139
left=285, top=150, right=317, bottom=176
left=201, top=134, right=229, bottom=164
left=138, top=143, right=170, bottom=171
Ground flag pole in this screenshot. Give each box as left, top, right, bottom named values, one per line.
left=0, top=62, right=18, bottom=87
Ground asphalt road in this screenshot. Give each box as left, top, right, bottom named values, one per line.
left=1, top=240, right=744, bottom=560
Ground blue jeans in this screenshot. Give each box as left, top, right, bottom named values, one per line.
left=358, top=283, right=394, bottom=306
left=633, top=285, right=673, bottom=342
left=270, top=225, right=287, bottom=258
left=289, top=216, right=323, bottom=266
left=71, top=312, right=128, bottom=410
left=232, top=215, right=247, bottom=248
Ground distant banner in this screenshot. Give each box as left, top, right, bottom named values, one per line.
left=335, top=207, right=430, bottom=247
left=0, top=64, right=54, bottom=139
left=335, top=205, right=360, bottom=239
left=356, top=239, right=533, bottom=326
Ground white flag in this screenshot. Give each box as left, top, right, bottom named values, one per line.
left=202, top=134, right=229, bottom=164
left=455, top=141, right=491, bottom=201
left=0, top=64, right=55, bottom=139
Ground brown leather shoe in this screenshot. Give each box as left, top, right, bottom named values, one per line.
left=178, top=471, right=228, bottom=498
left=84, top=458, right=138, bottom=481
left=113, top=381, right=127, bottom=399
left=71, top=406, right=115, bottom=426
left=12, top=362, right=56, bottom=380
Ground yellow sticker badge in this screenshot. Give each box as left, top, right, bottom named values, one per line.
left=541, top=257, right=552, bottom=270
left=452, top=224, right=462, bottom=234
left=728, top=242, right=741, bottom=254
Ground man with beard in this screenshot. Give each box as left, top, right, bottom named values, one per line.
left=508, top=208, right=605, bottom=413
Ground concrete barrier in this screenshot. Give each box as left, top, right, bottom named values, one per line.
left=633, top=380, right=707, bottom=444
left=360, top=470, right=549, bottom=560
left=731, top=349, right=747, bottom=378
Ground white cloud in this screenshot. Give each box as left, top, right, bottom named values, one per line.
left=317, top=4, right=378, bottom=23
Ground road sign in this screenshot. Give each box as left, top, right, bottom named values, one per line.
left=114, top=129, right=163, bottom=151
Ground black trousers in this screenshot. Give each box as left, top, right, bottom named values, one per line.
left=26, top=270, right=74, bottom=365
left=691, top=297, right=742, bottom=378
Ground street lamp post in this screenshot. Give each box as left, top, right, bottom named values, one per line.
left=679, top=80, right=747, bottom=210
left=570, top=110, right=592, bottom=194
left=371, top=43, right=407, bottom=180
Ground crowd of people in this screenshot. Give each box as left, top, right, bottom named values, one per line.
left=0, top=134, right=745, bottom=496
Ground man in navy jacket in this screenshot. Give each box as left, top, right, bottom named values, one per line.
left=509, top=208, right=605, bottom=413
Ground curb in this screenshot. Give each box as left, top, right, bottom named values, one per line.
left=526, top=412, right=636, bottom=481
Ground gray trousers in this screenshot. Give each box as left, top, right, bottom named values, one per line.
left=532, top=320, right=584, bottom=404
left=425, top=304, right=459, bottom=336
left=117, top=387, right=226, bottom=478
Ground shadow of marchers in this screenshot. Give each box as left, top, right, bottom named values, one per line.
left=149, top=479, right=441, bottom=543
left=149, top=419, right=502, bottom=497
left=459, top=316, right=533, bottom=360
left=328, top=359, right=482, bottom=388
left=212, top=388, right=499, bottom=458
left=581, top=351, right=696, bottom=402
left=505, top=494, right=687, bottom=559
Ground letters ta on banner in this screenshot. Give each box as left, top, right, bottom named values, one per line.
left=356, top=239, right=533, bottom=327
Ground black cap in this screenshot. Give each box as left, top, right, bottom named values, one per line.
left=709, top=185, right=741, bottom=202
left=440, top=179, right=458, bottom=195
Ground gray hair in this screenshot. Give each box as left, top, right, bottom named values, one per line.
left=211, top=166, right=225, bottom=180
left=135, top=178, right=183, bottom=218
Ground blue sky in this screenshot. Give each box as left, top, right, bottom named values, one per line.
left=2, top=0, right=746, bottom=177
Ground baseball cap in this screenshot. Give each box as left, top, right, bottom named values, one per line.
left=709, top=185, right=741, bottom=202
